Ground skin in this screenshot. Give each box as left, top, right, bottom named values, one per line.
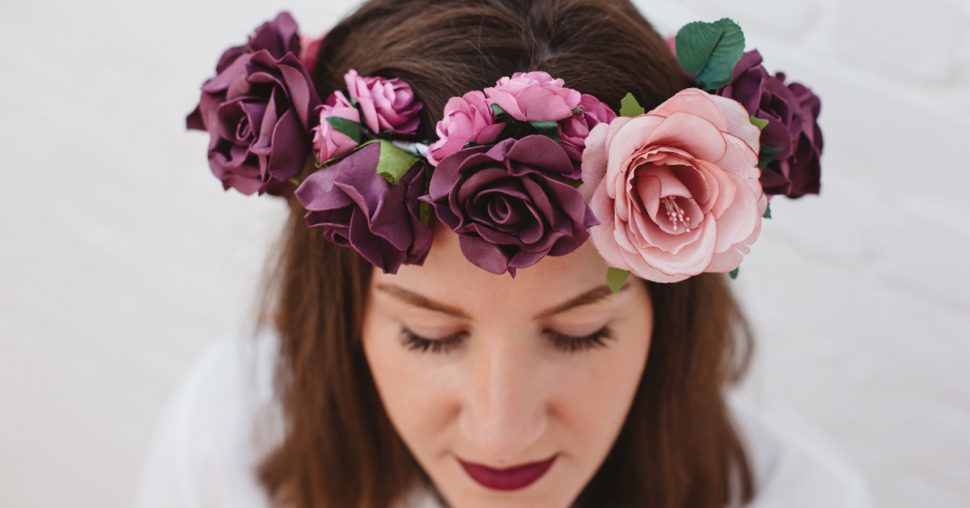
left=361, top=223, right=654, bottom=508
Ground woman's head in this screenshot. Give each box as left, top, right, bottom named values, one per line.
left=256, top=1, right=755, bottom=506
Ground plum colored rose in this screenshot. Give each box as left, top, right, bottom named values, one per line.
left=558, top=93, right=617, bottom=165
left=719, top=50, right=823, bottom=197
left=580, top=88, right=768, bottom=283
left=484, top=71, right=582, bottom=122
left=425, top=135, right=598, bottom=276
left=186, top=50, right=321, bottom=196
left=312, top=91, right=360, bottom=162
left=426, top=90, right=507, bottom=167
left=344, top=69, right=422, bottom=135
left=294, top=142, right=432, bottom=274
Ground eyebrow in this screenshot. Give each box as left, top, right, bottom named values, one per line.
left=374, top=281, right=629, bottom=320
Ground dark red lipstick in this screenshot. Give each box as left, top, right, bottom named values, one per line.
left=457, top=454, right=557, bottom=491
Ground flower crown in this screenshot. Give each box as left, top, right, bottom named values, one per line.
left=187, top=12, right=823, bottom=290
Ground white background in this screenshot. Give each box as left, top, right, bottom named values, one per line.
left=1, top=0, right=968, bottom=506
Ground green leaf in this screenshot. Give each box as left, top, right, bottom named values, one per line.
left=376, top=140, right=418, bottom=185
left=763, top=202, right=772, bottom=219
left=675, top=18, right=746, bottom=91
left=606, top=267, right=630, bottom=293
left=758, top=144, right=784, bottom=169
left=419, top=201, right=433, bottom=226
left=490, top=103, right=508, bottom=120
left=572, top=106, right=583, bottom=115
left=619, top=92, right=645, bottom=117
left=749, top=115, right=769, bottom=130
left=530, top=121, right=560, bottom=143
left=729, top=267, right=740, bottom=280
left=325, top=116, right=362, bottom=143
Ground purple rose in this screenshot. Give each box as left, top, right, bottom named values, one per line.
left=719, top=50, right=823, bottom=198
left=484, top=71, right=582, bottom=122
left=186, top=50, right=321, bottom=196
left=344, top=69, right=423, bottom=136
left=425, top=135, right=599, bottom=276
left=294, top=142, right=432, bottom=274
left=558, top=93, right=617, bottom=165
left=426, top=90, right=507, bottom=167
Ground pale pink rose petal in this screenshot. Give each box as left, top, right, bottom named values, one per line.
left=709, top=94, right=761, bottom=152
left=708, top=193, right=767, bottom=272
left=693, top=159, right=737, bottom=218
left=644, top=112, right=727, bottom=163
left=711, top=168, right=761, bottom=254
left=627, top=215, right=717, bottom=275
left=587, top=180, right=629, bottom=269
left=579, top=122, right=611, bottom=201
left=652, top=88, right=728, bottom=131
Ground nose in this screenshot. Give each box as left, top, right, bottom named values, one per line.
left=458, top=335, right=549, bottom=464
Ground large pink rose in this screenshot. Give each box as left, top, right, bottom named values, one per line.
left=484, top=71, right=582, bottom=122
left=580, top=88, right=768, bottom=283
left=311, top=90, right=360, bottom=162
left=426, top=90, right=506, bottom=167
left=344, top=69, right=422, bottom=135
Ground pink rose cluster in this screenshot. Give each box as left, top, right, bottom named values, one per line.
left=311, top=68, right=423, bottom=163
left=581, top=88, right=768, bottom=282
left=427, top=71, right=616, bottom=167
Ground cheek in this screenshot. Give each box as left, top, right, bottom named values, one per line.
left=549, top=316, right=652, bottom=461
left=361, top=319, right=458, bottom=457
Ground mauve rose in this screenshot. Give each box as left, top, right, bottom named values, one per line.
left=484, top=71, right=582, bottom=122
left=425, top=135, right=598, bottom=276
left=344, top=69, right=422, bottom=135
left=312, top=90, right=360, bottom=162
left=186, top=50, right=321, bottom=196
left=294, top=142, right=432, bottom=273
left=426, top=90, right=507, bottom=167
left=719, top=50, right=823, bottom=197
left=581, top=88, right=768, bottom=283
left=558, top=94, right=617, bottom=165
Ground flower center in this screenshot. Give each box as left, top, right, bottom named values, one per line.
left=662, top=196, right=693, bottom=233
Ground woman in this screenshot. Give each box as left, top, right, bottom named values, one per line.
left=139, top=0, right=865, bottom=506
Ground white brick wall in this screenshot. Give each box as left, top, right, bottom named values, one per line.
left=0, top=0, right=967, bottom=506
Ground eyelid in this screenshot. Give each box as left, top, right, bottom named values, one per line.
left=399, top=325, right=614, bottom=355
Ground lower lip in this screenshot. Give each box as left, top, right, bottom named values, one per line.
left=457, top=454, right=558, bottom=491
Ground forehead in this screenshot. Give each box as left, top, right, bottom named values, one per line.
left=370, top=222, right=612, bottom=312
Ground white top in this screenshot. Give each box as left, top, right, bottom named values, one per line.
left=136, top=329, right=872, bottom=508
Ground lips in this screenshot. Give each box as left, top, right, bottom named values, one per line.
left=457, top=454, right=558, bottom=491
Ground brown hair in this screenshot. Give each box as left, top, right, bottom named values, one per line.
left=254, top=1, right=756, bottom=506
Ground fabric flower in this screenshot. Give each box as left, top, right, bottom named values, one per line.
left=344, top=69, right=423, bottom=135
left=484, top=71, right=582, bottom=122
left=312, top=91, right=360, bottom=162
left=558, top=93, right=617, bottom=165
left=719, top=50, right=823, bottom=197
left=580, top=88, right=768, bottom=283
left=426, top=90, right=507, bottom=167
left=294, top=142, right=432, bottom=274
left=425, top=135, right=598, bottom=276
left=186, top=50, right=321, bottom=196
left=299, top=33, right=325, bottom=72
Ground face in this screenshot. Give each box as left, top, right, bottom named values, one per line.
left=361, top=224, right=654, bottom=508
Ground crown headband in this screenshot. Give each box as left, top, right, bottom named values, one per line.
left=187, top=12, right=823, bottom=290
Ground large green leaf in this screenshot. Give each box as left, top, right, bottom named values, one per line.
left=376, top=140, right=418, bottom=186
left=675, top=18, right=746, bottom=91
left=606, top=267, right=630, bottom=293
left=325, top=116, right=362, bottom=143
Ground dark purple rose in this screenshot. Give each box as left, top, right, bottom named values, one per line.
left=719, top=50, right=823, bottom=198
left=186, top=50, right=321, bottom=196
left=294, top=142, right=432, bottom=274
left=425, top=135, right=599, bottom=276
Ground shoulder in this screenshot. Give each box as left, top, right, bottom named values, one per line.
left=727, top=393, right=872, bottom=508
left=136, top=329, right=284, bottom=508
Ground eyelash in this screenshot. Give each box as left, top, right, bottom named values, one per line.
left=399, top=326, right=614, bottom=355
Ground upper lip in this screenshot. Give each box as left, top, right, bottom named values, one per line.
left=457, top=453, right=557, bottom=471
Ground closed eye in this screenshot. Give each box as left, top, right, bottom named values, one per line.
left=398, top=326, right=614, bottom=355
